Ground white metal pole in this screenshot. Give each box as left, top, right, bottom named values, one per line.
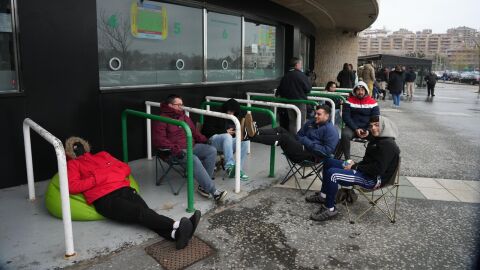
left=23, top=123, right=35, bottom=200
left=146, top=104, right=152, bottom=160
left=22, top=118, right=75, bottom=257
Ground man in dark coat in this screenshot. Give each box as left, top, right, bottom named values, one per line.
left=337, top=63, right=355, bottom=89
left=424, top=71, right=437, bottom=97
left=276, top=57, right=312, bottom=134
left=388, top=65, right=404, bottom=108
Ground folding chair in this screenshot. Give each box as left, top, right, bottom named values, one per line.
left=155, top=148, right=186, bottom=195
left=340, top=157, right=401, bottom=224
left=280, top=153, right=324, bottom=195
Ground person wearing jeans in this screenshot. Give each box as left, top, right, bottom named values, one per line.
left=388, top=65, right=404, bottom=108
left=202, top=98, right=250, bottom=180
left=152, top=94, right=227, bottom=202
left=64, top=136, right=201, bottom=250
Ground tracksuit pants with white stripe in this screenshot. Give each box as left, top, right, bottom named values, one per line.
left=321, top=158, right=377, bottom=208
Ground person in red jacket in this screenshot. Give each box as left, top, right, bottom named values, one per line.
left=152, top=95, right=227, bottom=202
left=65, top=136, right=200, bottom=250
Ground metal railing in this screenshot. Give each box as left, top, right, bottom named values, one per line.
left=121, top=109, right=195, bottom=213
left=200, top=101, right=277, bottom=177
left=23, top=118, right=75, bottom=258
left=145, top=101, right=243, bottom=193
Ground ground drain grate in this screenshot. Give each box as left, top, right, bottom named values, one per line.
left=145, top=236, right=215, bottom=270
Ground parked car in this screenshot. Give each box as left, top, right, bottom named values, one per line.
left=460, top=71, right=480, bottom=85
left=447, top=71, right=461, bottom=82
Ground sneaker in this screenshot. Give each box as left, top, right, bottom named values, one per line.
left=310, top=205, right=338, bottom=222
left=197, top=186, right=210, bottom=198
left=213, top=189, right=228, bottom=202
left=225, top=164, right=235, bottom=178
left=244, top=113, right=258, bottom=138
left=189, top=210, right=201, bottom=237
left=240, top=170, right=249, bottom=181
left=175, top=217, right=193, bottom=250
left=305, top=192, right=326, bottom=204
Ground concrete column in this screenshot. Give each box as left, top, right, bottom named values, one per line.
left=314, top=28, right=359, bottom=86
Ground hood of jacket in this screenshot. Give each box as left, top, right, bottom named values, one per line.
left=221, top=98, right=241, bottom=117
left=352, top=81, right=370, bottom=96
left=159, top=102, right=185, bottom=119
left=65, top=136, right=91, bottom=159
left=378, top=115, right=398, bottom=138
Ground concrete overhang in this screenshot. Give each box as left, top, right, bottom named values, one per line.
left=271, top=0, right=379, bottom=32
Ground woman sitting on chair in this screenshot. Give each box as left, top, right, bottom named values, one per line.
left=306, top=115, right=400, bottom=221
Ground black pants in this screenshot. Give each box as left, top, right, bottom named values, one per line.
left=340, top=126, right=356, bottom=160
left=427, top=84, right=435, bottom=96
left=93, top=187, right=174, bottom=239
left=251, top=127, right=314, bottom=163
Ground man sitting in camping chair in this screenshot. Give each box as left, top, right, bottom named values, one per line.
left=307, top=115, right=400, bottom=222
left=246, top=104, right=339, bottom=192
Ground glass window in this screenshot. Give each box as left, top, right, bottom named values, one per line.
left=0, top=0, right=18, bottom=92
left=97, top=0, right=203, bottom=88
left=206, top=12, right=241, bottom=82
left=244, top=21, right=283, bottom=80
left=300, top=33, right=310, bottom=72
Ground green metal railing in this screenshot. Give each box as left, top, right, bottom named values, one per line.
left=200, top=101, right=277, bottom=177
left=308, top=92, right=347, bottom=103
left=250, top=95, right=319, bottom=106
left=312, top=87, right=352, bottom=94
left=121, top=109, right=195, bottom=213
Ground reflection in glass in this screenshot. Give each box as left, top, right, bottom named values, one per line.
left=206, top=12, right=241, bottom=81
left=0, top=0, right=17, bottom=92
left=97, top=0, right=203, bottom=87
left=244, top=21, right=283, bottom=80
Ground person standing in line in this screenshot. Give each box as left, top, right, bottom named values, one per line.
left=401, top=66, right=407, bottom=95
left=376, top=67, right=389, bottom=101
left=405, top=67, right=417, bottom=101
left=388, top=65, right=404, bottom=108
left=424, top=71, right=437, bottom=97
left=337, top=63, right=355, bottom=89
left=276, top=57, right=312, bottom=134
left=348, top=64, right=358, bottom=85
left=360, top=60, right=376, bottom=94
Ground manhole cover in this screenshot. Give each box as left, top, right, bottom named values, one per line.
left=145, top=236, right=215, bottom=270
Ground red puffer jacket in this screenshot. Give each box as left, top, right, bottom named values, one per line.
left=152, top=102, right=207, bottom=156
left=67, top=151, right=131, bottom=204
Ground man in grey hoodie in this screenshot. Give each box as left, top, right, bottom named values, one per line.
left=307, top=115, right=400, bottom=221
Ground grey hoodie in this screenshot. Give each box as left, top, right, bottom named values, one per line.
left=378, top=115, right=398, bottom=138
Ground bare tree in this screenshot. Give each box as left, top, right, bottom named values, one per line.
left=97, top=10, right=132, bottom=69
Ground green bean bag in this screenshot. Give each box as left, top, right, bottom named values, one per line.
left=45, top=174, right=139, bottom=221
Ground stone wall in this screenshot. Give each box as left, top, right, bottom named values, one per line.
left=314, top=28, right=359, bottom=86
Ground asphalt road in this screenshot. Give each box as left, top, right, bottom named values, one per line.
left=360, top=82, right=480, bottom=181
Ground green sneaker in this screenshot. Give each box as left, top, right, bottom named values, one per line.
left=225, top=164, right=235, bottom=178
left=240, top=170, right=249, bottom=181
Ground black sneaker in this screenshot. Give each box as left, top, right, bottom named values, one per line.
left=189, top=210, right=201, bottom=237
left=213, top=189, right=227, bottom=202
left=310, top=205, right=338, bottom=222
left=244, top=113, right=258, bottom=138
left=175, top=217, right=193, bottom=250
left=305, top=192, right=326, bottom=204
left=197, top=186, right=210, bottom=198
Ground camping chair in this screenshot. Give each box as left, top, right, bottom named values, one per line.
left=155, top=148, right=187, bottom=195
left=280, top=153, right=324, bottom=195
left=339, top=157, right=401, bottom=224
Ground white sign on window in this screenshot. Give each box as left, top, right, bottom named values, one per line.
left=251, top=44, right=258, bottom=54
left=0, top=13, right=12, bottom=33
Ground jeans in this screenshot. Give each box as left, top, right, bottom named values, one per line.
left=93, top=187, right=174, bottom=239
left=321, top=158, right=377, bottom=208
left=392, top=94, right=400, bottom=106
left=251, top=127, right=315, bottom=163
left=178, top=143, right=217, bottom=194
left=339, top=126, right=357, bottom=160
left=209, top=133, right=248, bottom=168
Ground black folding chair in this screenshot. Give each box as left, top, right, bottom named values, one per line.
left=280, top=153, right=324, bottom=195
left=155, top=149, right=186, bottom=195
left=339, top=157, right=401, bottom=224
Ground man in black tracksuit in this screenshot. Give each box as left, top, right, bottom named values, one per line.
left=276, top=57, right=312, bottom=134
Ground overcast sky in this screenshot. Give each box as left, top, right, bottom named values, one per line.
left=370, top=0, right=480, bottom=33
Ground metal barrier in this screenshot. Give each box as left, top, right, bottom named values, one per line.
left=23, top=118, right=75, bottom=258
left=121, top=109, right=195, bottom=213
left=200, top=101, right=277, bottom=177
left=145, top=101, right=243, bottom=193
left=205, top=96, right=302, bottom=132
left=312, top=86, right=352, bottom=94
left=308, top=92, right=348, bottom=104
left=246, top=93, right=336, bottom=125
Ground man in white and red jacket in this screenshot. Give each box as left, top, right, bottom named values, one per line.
left=65, top=136, right=200, bottom=250
left=340, top=81, right=380, bottom=160
left=152, top=94, right=227, bottom=202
